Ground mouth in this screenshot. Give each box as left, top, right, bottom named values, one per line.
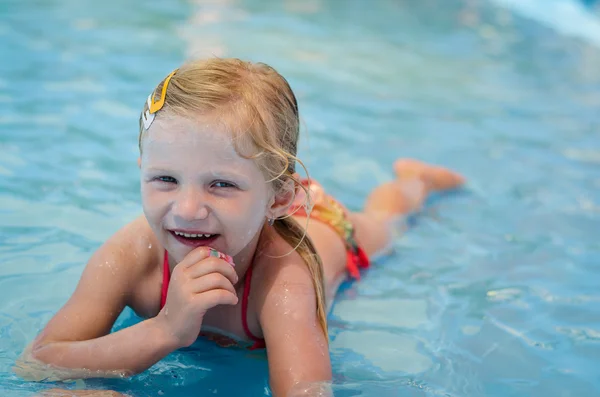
left=169, top=230, right=220, bottom=248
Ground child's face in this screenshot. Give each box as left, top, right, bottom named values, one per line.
left=139, top=115, right=273, bottom=263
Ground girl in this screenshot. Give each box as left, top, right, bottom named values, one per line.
left=19, top=58, right=464, bottom=397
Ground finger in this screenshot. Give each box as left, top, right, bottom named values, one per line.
left=186, top=257, right=238, bottom=285
left=192, top=289, right=238, bottom=309
left=178, top=246, right=213, bottom=269
left=188, top=272, right=237, bottom=296
left=179, top=247, right=235, bottom=269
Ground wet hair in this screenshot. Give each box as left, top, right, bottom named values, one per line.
left=138, top=58, right=327, bottom=339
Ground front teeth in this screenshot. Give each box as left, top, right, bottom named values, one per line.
left=174, top=231, right=213, bottom=238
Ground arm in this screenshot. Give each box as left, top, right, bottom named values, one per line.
left=257, top=260, right=332, bottom=397
left=21, top=316, right=177, bottom=379
left=16, top=216, right=177, bottom=380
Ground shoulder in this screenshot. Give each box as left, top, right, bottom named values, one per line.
left=251, top=227, right=321, bottom=332
left=253, top=228, right=316, bottom=306
left=81, top=215, right=162, bottom=305
left=93, top=215, right=160, bottom=274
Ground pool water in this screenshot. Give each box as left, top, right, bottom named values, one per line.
left=1, top=0, right=600, bottom=396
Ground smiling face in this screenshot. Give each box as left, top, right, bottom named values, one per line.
left=139, top=114, right=274, bottom=264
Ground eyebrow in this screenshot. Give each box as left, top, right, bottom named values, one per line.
left=209, top=170, right=252, bottom=183
left=144, top=167, right=253, bottom=184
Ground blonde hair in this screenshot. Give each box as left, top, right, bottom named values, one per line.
left=138, top=58, right=328, bottom=340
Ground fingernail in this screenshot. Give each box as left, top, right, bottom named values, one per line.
left=224, top=254, right=235, bottom=267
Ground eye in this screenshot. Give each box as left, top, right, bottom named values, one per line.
left=155, top=176, right=177, bottom=184
left=212, top=180, right=236, bottom=189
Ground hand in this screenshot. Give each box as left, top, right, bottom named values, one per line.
left=157, top=247, right=238, bottom=348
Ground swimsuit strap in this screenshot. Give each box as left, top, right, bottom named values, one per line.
left=242, top=263, right=266, bottom=349
left=160, top=250, right=170, bottom=309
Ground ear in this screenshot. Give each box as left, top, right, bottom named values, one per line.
left=137, top=157, right=141, bottom=168
left=268, top=174, right=300, bottom=219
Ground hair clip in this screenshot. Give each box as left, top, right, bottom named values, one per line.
left=142, top=95, right=155, bottom=130
left=142, top=69, right=178, bottom=130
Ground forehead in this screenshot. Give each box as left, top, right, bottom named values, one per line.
left=143, top=114, right=253, bottom=156
left=142, top=116, right=265, bottom=183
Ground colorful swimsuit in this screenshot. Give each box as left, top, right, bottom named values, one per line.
left=288, top=178, right=370, bottom=280
left=160, top=251, right=266, bottom=350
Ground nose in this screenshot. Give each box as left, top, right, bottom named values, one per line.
left=172, top=187, right=209, bottom=221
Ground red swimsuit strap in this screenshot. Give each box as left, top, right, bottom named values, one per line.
left=160, top=251, right=170, bottom=309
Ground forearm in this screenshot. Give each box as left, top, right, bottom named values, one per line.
left=20, top=317, right=178, bottom=380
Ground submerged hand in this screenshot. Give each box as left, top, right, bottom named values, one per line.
left=157, top=247, right=238, bottom=347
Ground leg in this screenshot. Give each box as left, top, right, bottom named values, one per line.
left=350, top=159, right=464, bottom=257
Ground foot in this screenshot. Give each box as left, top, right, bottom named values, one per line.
left=393, top=159, right=465, bottom=192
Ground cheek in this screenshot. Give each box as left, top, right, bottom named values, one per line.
left=140, top=185, right=166, bottom=220
left=221, top=195, right=268, bottom=232
left=140, top=184, right=154, bottom=208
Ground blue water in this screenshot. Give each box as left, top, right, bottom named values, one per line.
left=490, top=0, right=600, bottom=46
left=1, top=0, right=600, bottom=396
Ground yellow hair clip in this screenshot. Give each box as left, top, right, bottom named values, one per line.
left=142, top=69, right=178, bottom=130
left=149, top=69, right=178, bottom=114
